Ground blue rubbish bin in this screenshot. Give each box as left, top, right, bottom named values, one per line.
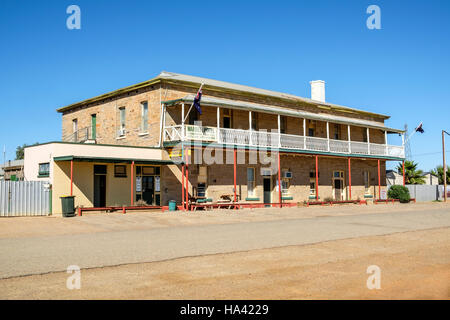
left=168, top=200, right=177, bottom=211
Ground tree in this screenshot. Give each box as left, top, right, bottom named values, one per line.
left=396, top=160, right=425, bottom=185
left=15, top=142, right=39, bottom=160
left=431, top=165, right=450, bottom=184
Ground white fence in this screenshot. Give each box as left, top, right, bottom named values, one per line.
left=0, top=181, right=50, bottom=216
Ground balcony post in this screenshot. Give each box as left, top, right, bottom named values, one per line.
left=181, top=103, right=185, bottom=141
left=131, top=161, right=134, bottom=206
left=303, top=118, right=306, bottom=149
left=348, top=158, right=352, bottom=200
left=277, top=114, right=281, bottom=147
left=278, top=152, right=282, bottom=208
left=367, top=128, right=371, bottom=155
left=326, top=122, right=330, bottom=151
left=249, top=111, right=252, bottom=145
left=384, top=131, right=388, bottom=155
left=216, top=106, right=220, bottom=142
left=315, top=155, right=319, bottom=201
left=348, top=125, right=351, bottom=153
left=378, top=159, right=381, bottom=200
left=70, top=160, right=73, bottom=196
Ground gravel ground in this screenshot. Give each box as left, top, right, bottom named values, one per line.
left=0, top=203, right=449, bottom=279
left=1, top=228, right=448, bottom=299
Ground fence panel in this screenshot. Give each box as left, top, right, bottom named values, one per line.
left=0, top=181, right=49, bottom=216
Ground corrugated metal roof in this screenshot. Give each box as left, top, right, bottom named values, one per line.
left=163, top=95, right=404, bottom=134
left=57, top=71, right=390, bottom=120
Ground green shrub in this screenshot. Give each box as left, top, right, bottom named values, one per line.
left=388, top=185, right=411, bottom=203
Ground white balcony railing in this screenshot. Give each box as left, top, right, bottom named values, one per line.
left=163, top=125, right=405, bottom=158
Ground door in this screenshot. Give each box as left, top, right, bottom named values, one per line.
left=263, top=178, right=271, bottom=206
left=94, top=175, right=106, bottom=207
left=142, top=176, right=154, bottom=205
left=91, top=114, right=97, bottom=140
left=334, top=179, right=343, bottom=201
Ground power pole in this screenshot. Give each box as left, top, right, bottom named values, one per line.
left=443, top=131, right=449, bottom=202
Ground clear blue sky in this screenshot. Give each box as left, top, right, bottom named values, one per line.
left=0, top=0, right=449, bottom=171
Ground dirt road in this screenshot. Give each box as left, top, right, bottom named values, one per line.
left=1, top=228, right=448, bottom=299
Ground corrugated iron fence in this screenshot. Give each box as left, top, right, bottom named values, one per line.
left=0, top=181, right=50, bottom=216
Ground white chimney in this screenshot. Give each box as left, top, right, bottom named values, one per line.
left=310, top=80, right=325, bottom=102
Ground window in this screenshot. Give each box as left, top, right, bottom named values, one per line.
left=309, top=170, right=317, bottom=196
left=281, top=169, right=291, bottom=195
left=94, top=165, right=107, bottom=175
left=197, top=183, right=206, bottom=197
left=247, top=167, right=255, bottom=197
left=188, top=108, right=198, bottom=125
left=38, top=163, right=50, bottom=177
left=334, top=171, right=344, bottom=178
left=223, top=109, right=232, bottom=128
left=363, top=128, right=368, bottom=142
left=308, top=120, right=316, bottom=137
left=72, top=119, right=78, bottom=142
left=334, top=124, right=340, bottom=140
left=364, top=171, right=371, bottom=194
left=280, top=116, right=287, bottom=134
left=251, top=112, right=258, bottom=131
left=118, top=107, right=126, bottom=136
left=114, top=165, right=127, bottom=177
left=141, top=101, right=148, bottom=132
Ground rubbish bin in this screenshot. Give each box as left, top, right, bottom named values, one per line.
left=60, top=196, right=76, bottom=217
left=168, top=200, right=177, bottom=211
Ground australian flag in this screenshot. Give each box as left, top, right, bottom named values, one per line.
left=193, top=88, right=202, bottom=115
left=415, top=122, right=424, bottom=133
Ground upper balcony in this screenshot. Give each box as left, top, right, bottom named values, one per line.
left=162, top=95, right=405, bottom=160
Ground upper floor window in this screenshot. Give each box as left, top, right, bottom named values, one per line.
left=334, top=124, right=340, bottom=140
left=280, top=116, right=287, bottom=134
left=308, top=120, right=316, bottom=137
left=72, top=119, right=78, bottom=133
left=362, top=128, right=368, bottom=142
left=223, top=109, right=232, bottom=128
left=141, top=101, right=148, bottom=132
left=251, top=112, right=258, bottom=131
left=118, top=107, right=126, bottom=136
left=188, top=108, right=198, bottom=125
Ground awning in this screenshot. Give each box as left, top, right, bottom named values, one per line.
left=163, top=95, right=404, bottom=134
left=54, top=156, right=175, bottom=165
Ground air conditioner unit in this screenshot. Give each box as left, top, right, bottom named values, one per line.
left=282, top=171, right=293, bottom=179
left=118, top=128, right=126, bottom=137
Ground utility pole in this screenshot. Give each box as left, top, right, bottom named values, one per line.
left=443, top=130, right=449, bottom=202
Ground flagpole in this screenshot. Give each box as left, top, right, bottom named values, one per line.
left=183, top=83, right=204, bottom=123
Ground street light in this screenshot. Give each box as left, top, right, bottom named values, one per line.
left=443, top=130, right=450, bottom=202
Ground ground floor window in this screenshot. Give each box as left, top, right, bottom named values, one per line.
left=38, top=162, right=50, bottom=177
left=281, top=169, right=291, bottom=195
left=309, top=170, right=317, bottom=196
left=247, top=167, right=255, bottom=197
left=364, top=171, right=371, bottom=194
left=114, top=165, right=127, bottom=177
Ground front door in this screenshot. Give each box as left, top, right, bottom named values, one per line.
left=263, top=178, right=271, bottom=206
left=142, top=176, right=154, bottom=205
left=94, top=165, right=107, bottom=207
left=334, top=179, right=343, bottom=201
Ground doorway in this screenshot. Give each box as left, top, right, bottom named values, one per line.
left=94, top=165, right=106, bottom=207
left=333, top=171, right=345, bottom=201
left=135, top=166, right=161, bottom=206
left=263, top=177, right=271, bottom=206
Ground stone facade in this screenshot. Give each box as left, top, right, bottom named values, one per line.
left=58, top=76, right=393, bottom=207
